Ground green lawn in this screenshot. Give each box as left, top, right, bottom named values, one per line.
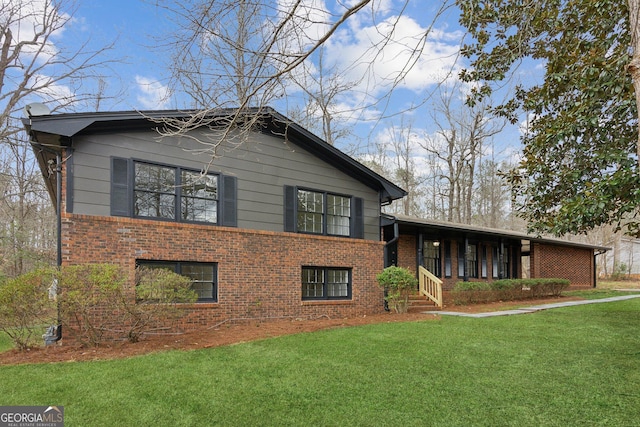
left=1, top=299, right=640, bottom=426
left=0, top=332, right=12, bottom=353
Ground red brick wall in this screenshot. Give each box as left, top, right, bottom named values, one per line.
left=397, top=234, right=416, bottom=273
left=61, top=213, right=386, bottom=331
left=530, top=243, right=594, bottom=288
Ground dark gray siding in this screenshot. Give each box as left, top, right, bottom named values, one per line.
left=70, top=129, right=382, bottom=240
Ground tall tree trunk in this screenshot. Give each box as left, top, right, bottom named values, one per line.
left=628, top=0, right=640, bottom=166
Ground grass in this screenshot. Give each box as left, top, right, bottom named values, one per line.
left=596, top=278, right=640, bottom=290
left=564, top=278, right=640, bottom=299
left=1, top=298, right=640, bottom=426
left=0, top=332, right=12, bottom=353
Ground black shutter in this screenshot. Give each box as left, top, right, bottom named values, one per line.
left=283, top=185, right=296, bottom=232
left=220, top=175, right=237, bottom=227
left=110, top=157, right=131, bottom=216
left=351, top=197, right=364, bottom=239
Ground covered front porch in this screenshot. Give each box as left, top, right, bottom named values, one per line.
left=382, top=214, right=608, bottom=308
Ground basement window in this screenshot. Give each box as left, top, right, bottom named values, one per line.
left=136, top=260, right=217, bottom=302
left=302, top=267, right=351, bottom=300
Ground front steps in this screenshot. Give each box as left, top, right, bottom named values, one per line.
left=407, top=291, right=441, bottom=312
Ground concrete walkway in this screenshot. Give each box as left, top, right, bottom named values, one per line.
left=423, top=294, right=640, bottom=318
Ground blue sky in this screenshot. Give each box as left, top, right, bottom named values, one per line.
left=20, top=0, right=534, bottom=163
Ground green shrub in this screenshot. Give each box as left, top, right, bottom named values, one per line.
left=452, top=281, right=495, bottom=304
left=610, top=262, right=629, bottom=280
left=57, top=264, right=125, bottom=347
left=453, top=281, right=492, bottom=292
left=119, top=266, right=197, bottom=343
left=58, top=264, right=198, bottom=346
left=376, top=266, right=418, bottom=313
left=527, top=278, right=570, bottom=297
left=451, top=278, right=570, bottom=305
left=0, top=268, right=57, bottom=350
left=490, top=279, right=519, bottom=291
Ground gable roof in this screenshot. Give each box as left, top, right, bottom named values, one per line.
left=22, top=107, right=407, bottom=205
left=388, top=214, right=610, bottom=252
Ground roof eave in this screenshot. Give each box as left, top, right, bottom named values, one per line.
left=390, top=214, right=610, bottom=252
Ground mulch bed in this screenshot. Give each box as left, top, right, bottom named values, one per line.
left=0, top=295, right=580, bottom=366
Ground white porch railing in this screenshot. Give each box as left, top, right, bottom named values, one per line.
left=419, top=266, right=443, bottom=308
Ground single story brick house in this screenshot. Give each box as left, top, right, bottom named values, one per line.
left=382, top=214, right=609, bottom=290
left=23, top=107, right=607, bottom=333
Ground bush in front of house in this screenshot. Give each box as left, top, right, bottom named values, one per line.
left=0, top=268, right=57, bottom=350
left=122, top=266, right=197, bottom=343
left=452, top=278, right=570, bottom=305
left=376, top=266, right=418, bottom=313
left=524, top=278, right=570, bottom=297
left=58, top=264, right=197, bottom=346
left=451, top=281, right=496, bottom=304
left=58, top=263, right=125, bottom=347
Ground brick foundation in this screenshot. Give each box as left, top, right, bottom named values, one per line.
left=61, top=213, right=386, bottom=332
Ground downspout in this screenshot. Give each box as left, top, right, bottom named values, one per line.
left=53, top=151, right=63, bottom=342
left=31, top=140, right=63, bottom=343
left=55, top=151, right=62, bottom=268
left=382, top=221, right=399, bottom=311
left=594, top=250, right=607, bottom=289
left=384, top=222, right=399, bottom=267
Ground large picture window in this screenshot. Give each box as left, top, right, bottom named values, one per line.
left=137, top=261, right=217, bottom=302
left=134, top=162, right=218, bottom=222
left=111, top=157, right=236, bottom=226
left=302, top=267, right=351, bottom=300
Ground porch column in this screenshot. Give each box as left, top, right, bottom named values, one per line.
left=463, top=236, right=469, bottom=282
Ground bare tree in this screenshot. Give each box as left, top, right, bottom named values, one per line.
left=0, top=0, right=119, bottom=277
left=150, top=0, right=459, bottom=159
left=472, top=157, right=512, bottom=228
left=0, top=137, right=55, bottom=276
left=1, top=0, right=117, bottom=134
left=385, top=120, right=427, bottom=216
left=419, top=84, right=505, bottom=224
left=286, top=47, right=359, bottom=146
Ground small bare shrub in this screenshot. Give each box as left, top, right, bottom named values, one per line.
left=57, top=264, right=124, bottom=347
left=117, top=266, right=197, bottom=343
left=58, top=264, right=198, bottom=345
left=0, top=268, right=57, bottom=350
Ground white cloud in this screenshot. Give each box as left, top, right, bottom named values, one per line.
left=1, top=0, right=68, bottom=62
left=135, top=76, right=170, bottom=109
left=325, top=14, right=463, bottom=99
left=30, top=73, right=75, bottom=102
left=276, top=0, right=331, bottom=55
